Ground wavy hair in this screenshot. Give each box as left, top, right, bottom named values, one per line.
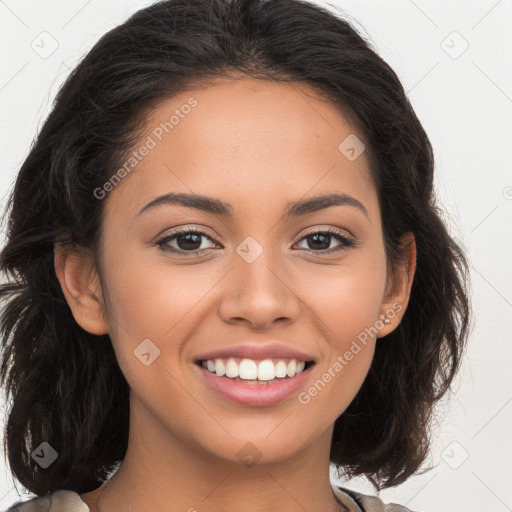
left=0, top=0, right=471, bottom=496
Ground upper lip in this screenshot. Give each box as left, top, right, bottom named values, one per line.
left=195, top=343, right=316, bottom=363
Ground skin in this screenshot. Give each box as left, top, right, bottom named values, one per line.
left=55, top=77, right=416, bottom=512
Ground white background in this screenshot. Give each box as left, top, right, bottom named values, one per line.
left=1, top=1, right=511, bottom=511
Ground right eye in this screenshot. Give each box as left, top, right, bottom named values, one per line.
left=155, top=228, right=220, bottom=255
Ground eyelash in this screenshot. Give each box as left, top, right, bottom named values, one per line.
left=155, top=227, right=356, bottom=256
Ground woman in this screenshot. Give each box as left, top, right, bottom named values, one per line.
left=0, top=0, right=471, bottom=511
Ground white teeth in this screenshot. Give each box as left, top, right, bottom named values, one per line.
left=275, top=361, right=288, bottom=378
left=225, top=358, right=239, bottom=378
left=201, top=357, right=310, bottom=381
left=286, top=360, right=296, bottom=377
left=239, top=359, right=258, bottom=379
left=214, top=359, right=225, bottom=377
left=257, top=359, right=275, bottom=381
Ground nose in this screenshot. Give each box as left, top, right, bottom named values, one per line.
left=217, top=247, right=302, bottom=330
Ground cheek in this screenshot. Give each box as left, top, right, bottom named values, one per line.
left=101, top=245, right=207, bottom=340
left=98, top=244, right=231, bottom=389
left=300, top=255, right=387, bottom=344
left=282, top=258, right=385, bottom=418
left=297, top=271, right=380, bottom=420
left=299, top=344, right=374, bottom=423
left=98, top=247, right=209, bottom=421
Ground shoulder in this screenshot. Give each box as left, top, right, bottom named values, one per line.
left=4, top=490, right=89, bottom=512
left=333, top=485, right=421, bottom=512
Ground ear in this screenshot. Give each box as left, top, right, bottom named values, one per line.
left=54, top=241, right=109, bottom=335
left=376, top=232, right=416, bottom=339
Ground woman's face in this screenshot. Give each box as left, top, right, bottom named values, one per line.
left=70, top=78, right=409, bottom=466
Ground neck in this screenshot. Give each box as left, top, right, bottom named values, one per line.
left=81, top=394, right=347, bottom=512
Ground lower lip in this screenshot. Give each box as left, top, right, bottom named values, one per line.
left=195, top=363, right=314, bottom=407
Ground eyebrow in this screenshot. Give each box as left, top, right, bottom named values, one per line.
left=136, top=192, right=369, bottom=220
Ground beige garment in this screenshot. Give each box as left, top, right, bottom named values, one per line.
left=5, top=484, right=418, bottom=512
left=5, top=490, right=88, bottom=512
left=332, top=485, right=418, bottom=512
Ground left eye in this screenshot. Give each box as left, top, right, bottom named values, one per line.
left=295, top=229, right=355, bottom=252
left=155, top=228, right=355, bottom=255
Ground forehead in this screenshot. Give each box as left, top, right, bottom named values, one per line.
left=103, top=77, right=378, bottom=223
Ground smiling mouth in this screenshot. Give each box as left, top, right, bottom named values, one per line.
left=195, top=358, right=316, bottom=383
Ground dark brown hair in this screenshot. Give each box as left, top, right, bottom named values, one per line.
left=0, top=0, right=471, bottom=496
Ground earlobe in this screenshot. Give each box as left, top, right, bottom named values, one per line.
left=377, top=232, right=417, bottom=339
left=54, top=242, right=109, bottom=335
